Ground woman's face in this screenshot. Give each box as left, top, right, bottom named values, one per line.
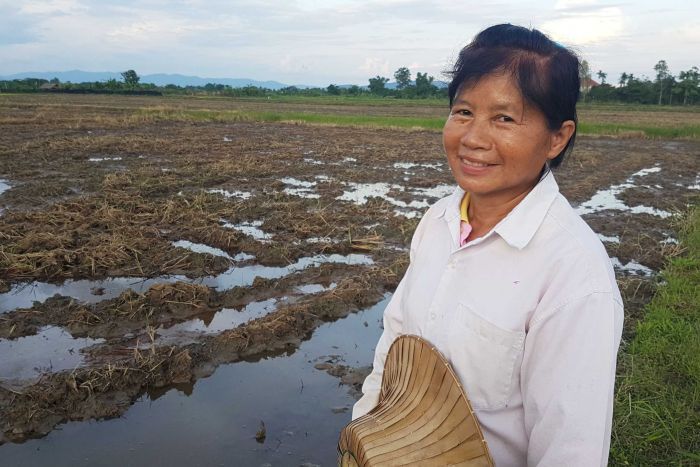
left=443, top=73, right=570, bottom=205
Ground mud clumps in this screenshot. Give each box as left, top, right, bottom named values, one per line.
left=0, top=346, right=196, bottom=443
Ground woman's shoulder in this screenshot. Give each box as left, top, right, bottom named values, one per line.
left=537, top=194, right=620, bottom=292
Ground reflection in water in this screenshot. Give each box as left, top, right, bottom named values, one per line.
left=0, top=327, right=104, bottom=388
left=1, top=254, right=372, bottom=314
left=0, top=179, right=10, bottom=196
left=0, top=295, right=391, bottom=466
left=279, top=177, right=320, bottom=199
left=205, top=188, right=252, bottom=200
left=610, top=257, right=654, bottom=276
left=220, top=218, right=272, bottom=241
left=336, top=181, right=456, bottom=219
left=155, top=298, right=281, bottom=343
left=295, top=282, right=337, bottom=294
left=156, top=284, right=338, bottom=343
left=576, top=165, right=672, bottom=218
left=171, top=240, right=250, bottom=261
left=1, top=275, right=189, bottom=313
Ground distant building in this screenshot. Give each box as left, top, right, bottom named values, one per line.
left=581, top=77, right=600, bottom=91
left=40, top=82, right=60, bottom=90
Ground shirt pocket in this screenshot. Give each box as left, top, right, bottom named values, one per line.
left=447, top=303, right=525, bottom=410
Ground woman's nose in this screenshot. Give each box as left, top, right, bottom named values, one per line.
left=459, top=119, right=490, bottom=150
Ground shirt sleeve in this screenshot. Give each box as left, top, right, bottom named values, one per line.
left=521, top=291, right=623, bottom=466
left=351, top=211, right=430, bottom=420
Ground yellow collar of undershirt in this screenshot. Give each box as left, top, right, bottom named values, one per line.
left=460, top=192, right=470, bottom=223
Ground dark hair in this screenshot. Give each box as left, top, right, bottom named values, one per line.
left=447, top=24, right=579, bottom=168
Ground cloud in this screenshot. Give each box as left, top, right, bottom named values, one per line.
left=541, top=2, right=625, bottom=45
left=360, top=57, right=391, bottom=76
left=19, top=0, right=87, bottom=15
left=0, top=0, right=696, bottom=86
left=0, top=9, right=40, bottom=45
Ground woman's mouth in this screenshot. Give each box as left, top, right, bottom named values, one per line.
left=458, top=157, right=495, bottom=174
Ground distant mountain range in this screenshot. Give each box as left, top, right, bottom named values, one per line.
left=0, top=70, right=306, bottom=90
left=0, top=70, right=448, bottom=90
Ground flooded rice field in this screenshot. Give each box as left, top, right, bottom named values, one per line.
left=1, top=95, right=699, bottom=465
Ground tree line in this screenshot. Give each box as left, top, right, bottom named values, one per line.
left=0, top=67, right=447, bottom=99
left=2, top=62, right=698, bottom=105
left=581, top=59, right=699, bottom=105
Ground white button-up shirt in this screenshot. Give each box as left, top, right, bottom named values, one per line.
left=353, top=171, right=624, bottom=466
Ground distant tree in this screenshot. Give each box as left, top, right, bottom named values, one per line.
left=664, top=75, right=677, bottom=105
left=326, top=83, right=341, bottom=95
left=596, top=70, right=607, bottom=85
left=579, top=60, right=592, bottom=101
left=280, top=86, right=300, bottom=94
left=618, top=72, right=628, bottom=87
left=121, top=69, right=140, bottom=87
left=347, top=84, right=362, bottom=96
left=368, top=75, right=389, bottom=95
left=654, top=60, right=669, bottom=105
left=105, top=78, right=120, bottom=90
left=678, top=66, right=700, bottom=105
left=415, top=72, right=436, bottom=97
left=394, top=67, right=411, bottom=90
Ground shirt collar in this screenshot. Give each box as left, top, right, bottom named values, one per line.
left=436, top=170, right=560, bottom=250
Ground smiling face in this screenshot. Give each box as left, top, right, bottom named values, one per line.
left=443, top=73, right=573, bottom=207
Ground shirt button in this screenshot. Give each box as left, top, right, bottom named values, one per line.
left=430, top=313, right=437, bottom=320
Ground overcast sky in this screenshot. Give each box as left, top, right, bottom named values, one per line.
left=1, top=0, right=698, bottom=86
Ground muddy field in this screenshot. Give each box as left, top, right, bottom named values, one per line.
left=0, top=94, right=698, bottom=465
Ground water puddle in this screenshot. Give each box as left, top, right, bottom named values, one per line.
left=295, top=283, right=337, bottom=294
left=336, top=182, right=427, bottom=210
left=412, top=184, right=455, bottom=199
left=156, top=298, right=282, bottom=344
left=610, top=257, right=654, bottom=276
left=689, top=174, right=700, bottom=190
left=279, top=177, right=320, bottom=199
left=0, top=296, right=390, bottom=465
left=0, top=179, right=10, bottom=196
left=305, top=236, right=338, bottom=244
left=198, top=254, right=372, bottom=292
left=660, top=237, right=679, bottom=245
left=393, top=162, right=443, bottom=170
left=337, top=182, right=456, bottom=218
left=88, top=157, right=122, bottom=162
left=1, top=254, right=372, bottom=314
left=342, top=157, right=357, bottom=163
left=206, top=188, right=252, bottom=200
left=576, top=166, right=673, bottom=218
left=597, top=234, right=621, bottom=244
left=0, top=326, right=105, bottom=388
left=220, top=219, right=272, bottom=241
left=1, top=276, right=189, bottom=314
left=171, top=240, right=249, bottom=262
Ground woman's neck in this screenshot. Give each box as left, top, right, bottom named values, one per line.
left=466, top=186, right=535, bottom=241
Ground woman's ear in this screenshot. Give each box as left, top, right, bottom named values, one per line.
left=546, top=120, right=576, bottom=160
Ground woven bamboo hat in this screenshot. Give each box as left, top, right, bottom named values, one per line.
left=338, top=334, right=494, bottom=466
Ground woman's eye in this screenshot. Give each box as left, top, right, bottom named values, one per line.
left=497, top=114, right=514, bottom=122
left=455, top=109, right=472, bottom=116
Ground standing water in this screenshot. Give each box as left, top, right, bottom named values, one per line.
left=0, top=296, right=390, bottom=466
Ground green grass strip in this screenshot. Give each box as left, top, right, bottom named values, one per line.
left=578, top=122, right=700, bottom=139
left=610, top=205, right=700, bottom=465
left=138, top=107, right=446, bottom=130
left=138, top=107, right=700, bottom=139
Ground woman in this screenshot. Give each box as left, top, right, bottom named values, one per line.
left=352, top=24, right=623, bottom=466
